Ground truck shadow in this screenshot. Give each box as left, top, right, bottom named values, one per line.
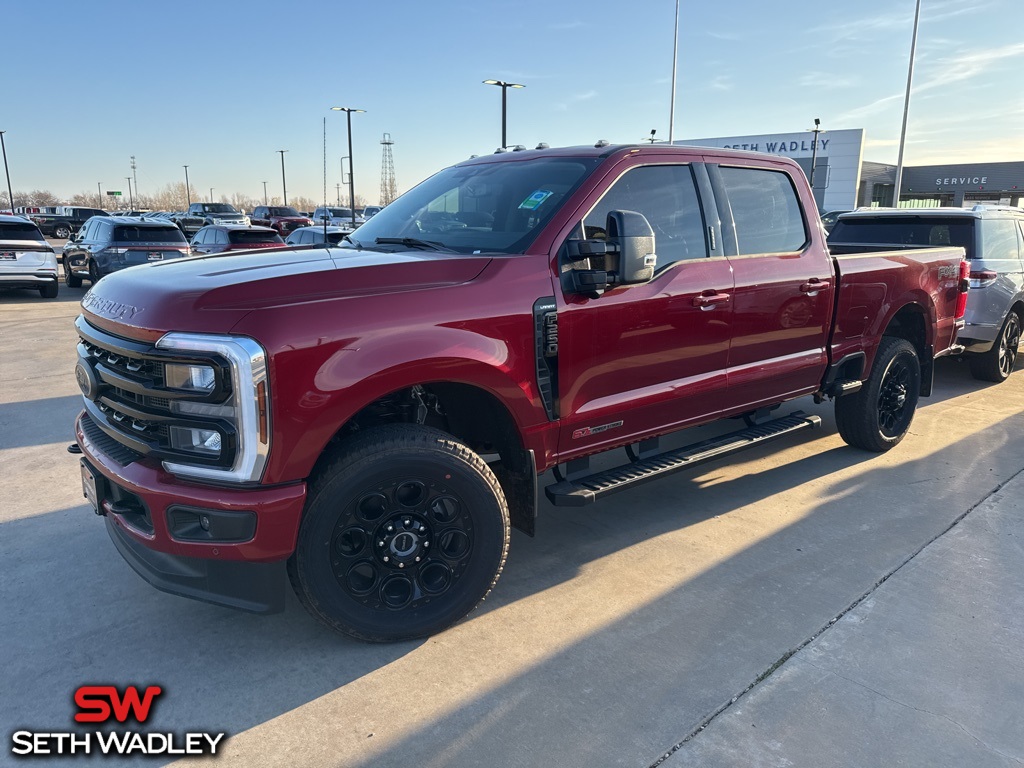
left=0, top=396, right=85, bottom=451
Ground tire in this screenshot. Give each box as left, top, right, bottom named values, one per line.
left=835, top=336, right=921, bottom=452
left=968, top=311, right=1020, bottom=383
left=288, top=424, right=510, bottom=642
left=39, top=281, right=58, bottom=299
left=88, top=261, right=101, bottom=284
left=54, top=225, right=71, bottom=239
left=64, top=258, right=82, bottom=288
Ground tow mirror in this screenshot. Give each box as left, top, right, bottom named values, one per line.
left=606, top=210, right=656, bottom=284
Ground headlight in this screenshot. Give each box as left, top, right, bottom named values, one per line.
left=165, top=363, right=216, bottom=392
left=156, top=333, right=270, bottom=484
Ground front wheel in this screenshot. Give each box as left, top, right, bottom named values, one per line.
left=968, top=311, right=1020, bottom=383
left=64, top=258, right=82, bottom=288
left=289, top=425, right=510, bottom=642
left=88, top=261, right=101, bottom=284
left=835, top=337, right=921, bottom=452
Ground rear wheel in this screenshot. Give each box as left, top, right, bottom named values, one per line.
left=63, top=258, right=82, bottom=288
left=969, top=311, right=1020, bottom=383
left=54, top=225, right=71, bottom=239
left=88, top=261, right=100, bottom=284
left=289, top=425, right=510, bottom=642
left=835, top=336, right=921, bottom=452
left=39, top=281, right=58, bottom=299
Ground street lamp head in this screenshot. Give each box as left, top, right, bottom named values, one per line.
left=483, top=80, right=525, bottom=89
left=331, top=107, right=366, bottom=114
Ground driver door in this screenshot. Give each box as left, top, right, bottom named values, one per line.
left=555, top=160, right=735, bottom=458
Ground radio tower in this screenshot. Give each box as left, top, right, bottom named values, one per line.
left=379, top=133, right=397, bottom=205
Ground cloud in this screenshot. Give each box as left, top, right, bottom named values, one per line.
left=553, top=91, right=599, bottom=112
left=547, top=20, right=585, bottom=30
left=798, top=72, right=859, bottom=89
left=709, top=75, right=734, bottom=92
left=706, top=31, right=742, bottom=41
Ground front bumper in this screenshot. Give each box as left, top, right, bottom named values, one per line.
left=76, top=411, right=307, bottom=612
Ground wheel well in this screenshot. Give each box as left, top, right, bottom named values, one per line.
left=884, top=304, right=930, bottom=395
left=1011, top=300, right=1024, bottom=322
left=883, top=305, right=927, bottom=359
left=324, top=383, right=537, bottom=535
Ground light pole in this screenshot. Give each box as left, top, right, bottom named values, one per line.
left=0, top=131, right=15, bottom=213
left=97, top=182, right=103, bottom=209
left=894, top=0, right=923, bottom=208
left=277, top=149, right=289, bottom=206
left=130, top=155, right=138, bottom=200
left=482, top=80, right=524, bottom=149
left=262, top=181, right=268, bottom=206
left=183, top=165, right=191, bottom=207
left=126, top=176, right=134, bottom=209
left=209, top=188, right=215, bottom=203
left=808, top=118, right=825, bottom=189
left=331, top=107, right=365, bottom=228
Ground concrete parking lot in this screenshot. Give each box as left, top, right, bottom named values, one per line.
left=1, top=272, right=1022, bottom=767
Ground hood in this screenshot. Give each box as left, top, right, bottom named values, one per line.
left=80, top=247, right=493, bottom=339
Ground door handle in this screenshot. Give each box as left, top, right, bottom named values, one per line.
left=800, top=279, right=830, bottom=294
left=693, top=291, right=730, bottom=309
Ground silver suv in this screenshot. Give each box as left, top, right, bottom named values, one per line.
left=828, top=205, right=1023, bottom=382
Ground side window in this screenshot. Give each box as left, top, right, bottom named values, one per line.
left=194, top=229, right=208, bottom=245
left=719, top=167, right=807, bottom=255
left=217, top=230, right=230, bottom=245
left=581, top=164, right=707, bottom=268
left=980, top=219, right=1019, bottom=261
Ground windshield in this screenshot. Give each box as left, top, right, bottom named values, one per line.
left=269, top=207, right=301, bottom=217
left=0, top=221, right=46, bottom=241
left=829, top=216, right=975, bottom=259
left=202, top=204, right=239, bottom=214
left=345, top=156, right=600, bottom=254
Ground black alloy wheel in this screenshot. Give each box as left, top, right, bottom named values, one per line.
left=88, top=260, right=101, bottom=284
left=64, top=258, right=82, bottom=288
left=289, top=424, right=510, bottom=642
left=836, top=336, right=921, bottom=452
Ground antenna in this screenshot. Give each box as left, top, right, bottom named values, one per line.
left=644, top=129, right=657, bottom=144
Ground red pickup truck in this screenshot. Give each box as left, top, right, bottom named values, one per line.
left=72, top=144, right=968, bottom=642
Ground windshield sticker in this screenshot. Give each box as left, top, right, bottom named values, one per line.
left=519, top=190, right=554, bottom=211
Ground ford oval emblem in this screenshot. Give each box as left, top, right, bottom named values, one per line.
left=75, top=359, right=101, bottom=401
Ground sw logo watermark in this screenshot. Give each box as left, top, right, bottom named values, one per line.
left=10, top=685, right=226, bottom=757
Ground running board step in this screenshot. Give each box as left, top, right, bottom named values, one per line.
left=545, top=411, right=821, bottom=507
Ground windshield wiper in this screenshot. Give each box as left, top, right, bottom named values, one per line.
left=374, top=237, right=452, bottom=252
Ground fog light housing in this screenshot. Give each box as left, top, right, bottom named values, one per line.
left=169, top=426, right=222, bottom=457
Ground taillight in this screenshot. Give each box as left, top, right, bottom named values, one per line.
left=968, top=269, right=998, bottom=288
left=956, top=260, right=970, bottom=319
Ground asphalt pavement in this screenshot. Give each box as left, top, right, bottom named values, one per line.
left=1, top=276, right=1022, bottom=767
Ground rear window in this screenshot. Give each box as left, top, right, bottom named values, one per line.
left=0, top=221, right=45, bottom=241
left=229, top=230, right=284, bottom=245
left=113, top=226, right=187, bottom=243
left=829, top=216, right=975, bottom=259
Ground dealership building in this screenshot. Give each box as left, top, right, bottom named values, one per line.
left=675, top=130, right=1024, bottom=212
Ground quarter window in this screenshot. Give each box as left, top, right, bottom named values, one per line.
left=980, top=219, right=1019, bottom=261
left=720, top=167, right=807, bottom=255
left=581, top=164, right=707, bottom=268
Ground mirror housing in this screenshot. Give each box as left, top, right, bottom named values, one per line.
left=607, top=210, right=656, bottom=284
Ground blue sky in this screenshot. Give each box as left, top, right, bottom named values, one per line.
left=3, top=0, right=1022, bottom=204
